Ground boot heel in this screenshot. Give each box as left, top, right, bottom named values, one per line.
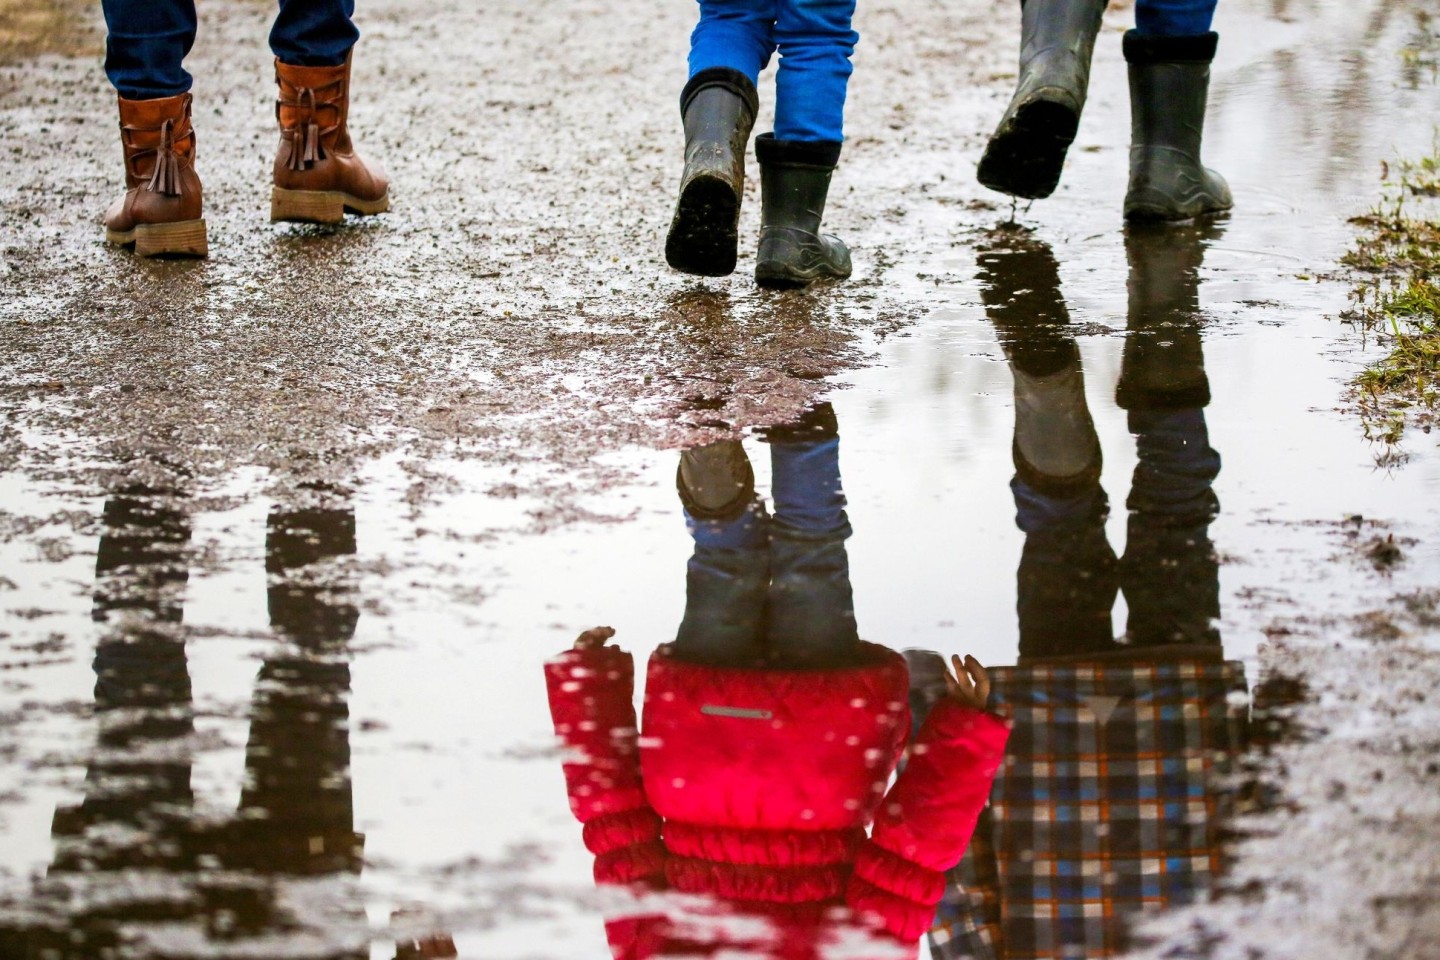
left=134, top=219, right=208, bottom=258
left=271, top=188, right=345, bottom=224
left=666, top=175, right=741, bottom=276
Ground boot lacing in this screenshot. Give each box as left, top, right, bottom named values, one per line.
left=278, top=79, right=342, bottom=172
left=121, top=110, right=191, bottom=198
left=146, top=119, right=182, bottom=196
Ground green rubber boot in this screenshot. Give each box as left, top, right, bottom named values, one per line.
left=977, top=0, right=1109, bottom=200
left=754, top=135, right=851, bottom=289
left=665, top=68, right=759, bottom=277
left=1123, top=31, right=1233, bottom=221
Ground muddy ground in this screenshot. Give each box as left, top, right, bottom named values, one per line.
left=1, top=0, right=1440, bottom=957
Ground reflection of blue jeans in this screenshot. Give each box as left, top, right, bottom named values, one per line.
left=675, top=434, right=858, bottom=665
left=102, top=0, right=359, bottom=99
left=1135, top=0, right=1217, bottom=38
left=688, top=0, right=858, bottom=142
left=1013, top=408, right=1221, bottom=657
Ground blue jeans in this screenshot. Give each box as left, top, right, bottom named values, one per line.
left=1135, top=0, right=1217, bottom=37
left=1012, top=408, right=1221, bottom=657
left=102, top=0, right=359, bottom=100
left=675, top=432, right=858, bottom=665
left=688, top=0, right=858, bottom=142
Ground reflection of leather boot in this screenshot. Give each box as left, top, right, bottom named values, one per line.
left=1123, top=31, right=1232, bottom=221
left=665, top=68, right=759, bottom=277
left=1116, top=221, right=1218, bottom=410
left=677, top=440, right=755, bottom=521
left=266, top=507, right=360, bottom=650
left=104, top=94, right=208, bottom=257
left=977, top=0, right=1109, bottom=199
left=754, top=136, right=851, bottom=288
left=271, top=55, right=390, bottom=224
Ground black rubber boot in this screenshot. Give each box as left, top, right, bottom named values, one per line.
left=977, top=0, right=1109, bottom=200
left=754, top=135, right=851, bottom=289
left=665, top=68, right=759, bottom=277
left=1123, top=31, right=1232, bottom=221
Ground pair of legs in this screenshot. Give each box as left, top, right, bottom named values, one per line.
left=665, top=0, right=857, bottom=286
left=22, top=489, right=371, bottom=955
left=100, top=0, right=388, bottom=259
left=670, top=404, right=861, bottom=667
left=978, top=224, right=1222, bottom=656
left=978, top=0, right=1231, bottom=220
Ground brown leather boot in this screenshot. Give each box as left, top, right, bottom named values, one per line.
left=104, top=93, right=208, bottom=258
left=271, top=55, right=389, bottom=224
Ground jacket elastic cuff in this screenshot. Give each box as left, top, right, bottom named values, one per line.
left=755, top=132, right=842, bottom=169
left=1123, top=30, right=1219, bottom=63
left=680, top=67, right=760, bottom=118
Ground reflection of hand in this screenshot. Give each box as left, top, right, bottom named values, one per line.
left=573, top=625, right=617, bottom=651
left=944, top=655, right=992, bottom=710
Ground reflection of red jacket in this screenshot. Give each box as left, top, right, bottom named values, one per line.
left=545, top=643, right=1010, bottom=959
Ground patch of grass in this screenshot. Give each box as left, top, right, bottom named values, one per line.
left=1342, top=138, right=1440, bottom=458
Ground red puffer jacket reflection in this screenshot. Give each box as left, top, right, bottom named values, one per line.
left=545, top=641, right=1010, bottom=959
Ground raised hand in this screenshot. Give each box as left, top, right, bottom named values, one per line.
left=573, top=626, right=617, bottom=651
left=944, top=654, right=992, bottom=711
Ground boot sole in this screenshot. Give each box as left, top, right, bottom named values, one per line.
left=271, top=187, right=391, bottom=225
left=665, top=175, right=740, bottom=277
left=754, top=261, right=852, bottom=290
left=105, top=219, right=209, bottom=259
left=977, top=98, right=1080, bottom=200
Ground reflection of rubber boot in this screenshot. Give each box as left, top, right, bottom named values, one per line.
left=271, top=55, right=390, bottom=224
left=665, top=69, right=759, bottom=277
left=977, top=228, right=1076, bottom=371
left=754, top=135, right=851, bottom=288
left=1123, top=31, right=1232, bottom=221
left=1013, top=355, right=1103, bottom=494
left=977, top=0, right=1109, bottom=199
left=677, top=440, right=755, bottom=521
left=1116, top=221, right=1217, bottom=410
left=265, top=507, right=360, bottom=651
left=977, top=231, right=1102, bottom=493
left=103, top=94, right=208, bottom=257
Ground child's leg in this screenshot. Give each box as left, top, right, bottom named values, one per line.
left=772, top=0, right=857, bottom=143
left=751, top=0, right=856, bottom=287
left=762, top=405, right=861, bottom=666
left=101, top=0, right=197, bottom=99
left=689, top=0, right=777, bottom=86
left=666, top=0, right=771, bottom=278
left=673, top=442, right=771, bottom=666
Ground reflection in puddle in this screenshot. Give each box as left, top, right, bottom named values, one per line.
left=545, top=405, right=1010, bottom=958
left=923, top=226, right=1249, bottom=959
left=543, top=219, right=1254, bottom=960
left=0, top=492, right=453, bottom=959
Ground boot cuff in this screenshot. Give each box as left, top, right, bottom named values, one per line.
left=1122, top=30, right=1218, bottom=63
left=680, top=68, right=760, bottom=118
left=758, top=402, right=839, bottom=444
left=755, top=133, right=842, bottom=168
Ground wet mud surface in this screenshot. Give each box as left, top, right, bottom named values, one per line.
left=2, top=0, right=1440, bottom=956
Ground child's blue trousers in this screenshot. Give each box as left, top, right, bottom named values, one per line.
left=688, top=0, right=858, bottom=143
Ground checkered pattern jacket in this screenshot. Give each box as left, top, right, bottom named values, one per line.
left=925, top=659, right=1248, bottom=960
